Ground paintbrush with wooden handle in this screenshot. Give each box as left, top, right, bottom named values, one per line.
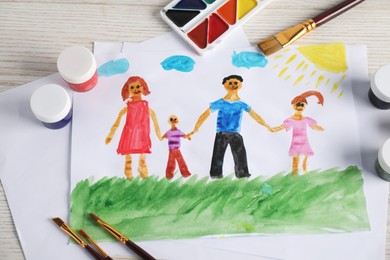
left=258, top=0, right=365, bottom=56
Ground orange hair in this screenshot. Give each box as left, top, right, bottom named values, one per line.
left=121, top=76, right=151, bottom=101
left=291, top=91, right=324, bottom=106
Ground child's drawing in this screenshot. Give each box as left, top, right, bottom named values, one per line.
left=161, top=115, right=192, bottom=179
left=271, top=91, right=324, bottom=175
left=70, top=45, right=370, bottom=245
left=191, top=75, right=271, bottom=179
left=105, top=76, right=161, bottom=180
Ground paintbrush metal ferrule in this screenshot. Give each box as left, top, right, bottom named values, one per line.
left=258, top=19, right=316, bottom=56
left=52, top=217, right=87, bottom=247
left=80, top=229, right=113, bottom=260
left=90, top=213, right=128, bottom=244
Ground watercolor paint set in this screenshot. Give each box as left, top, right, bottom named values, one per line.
left=161, top=0, right=273, bottom=54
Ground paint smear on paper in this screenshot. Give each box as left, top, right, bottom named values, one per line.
left=232, top=51, right=268, bottom=69
left=70, top=166, right=369, bottom=242
left=161, top=55, right=195, bottom=72
left=97, top=58, right=129, bottom=77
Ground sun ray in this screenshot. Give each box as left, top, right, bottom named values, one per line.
left=296, top=61, right=305, bottom=71
left=278, top=67, right=288, bottom=78
left=286, top=54, right=297, bottom=64
left=293, top=75, right=305, bottom=86
left=316, top=75, right=325, bottom=88
left=331, top=83, right=339, bottom=93
left=326, top=78, right=330, bottom=86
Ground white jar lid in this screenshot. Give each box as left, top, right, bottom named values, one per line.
left=30, top=84, right=72, bottom=123
left=378, top=138, right=390, bottom=174
left=371, top=65, right=390, bottom=103
left=57, top=46, right=97, bottom=84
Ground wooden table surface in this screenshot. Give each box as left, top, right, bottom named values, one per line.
left=1, top=0, right=390, bottom=259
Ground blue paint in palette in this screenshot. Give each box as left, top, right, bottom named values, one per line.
left=232, top=51, right=268, bottom=69
left=97, top=58, right=129, bottom=77
left=161, top=55, right=195, bottom=72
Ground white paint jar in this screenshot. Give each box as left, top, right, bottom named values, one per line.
left=30, top=84, right=72, bottom=129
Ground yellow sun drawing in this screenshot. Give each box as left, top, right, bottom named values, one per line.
left=270, top=42, right=348, bottom=98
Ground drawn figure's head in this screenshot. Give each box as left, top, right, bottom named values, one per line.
left=222, top=75, right=243, bottom=92
left=291, top=91, right=324, bottom=112
left=168, top=115, right=179, bottom=127
left=121, top=76, right=151, bottom=101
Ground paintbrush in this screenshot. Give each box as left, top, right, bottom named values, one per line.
left=89, top=213, right=156, bottom=260
left=51, top=218, right=105, bottom=260
left=257, top=0, right=365, bottom=56
left=80, top=229, right=114, bottom=260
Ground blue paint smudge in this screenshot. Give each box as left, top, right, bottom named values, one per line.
left=232, top=51, right=268, bottom=69
left=161, top=55, right=195, bottom=72
left=260, top=183, right=273, bottom=195
left=97, top=58, right=129, bottom=77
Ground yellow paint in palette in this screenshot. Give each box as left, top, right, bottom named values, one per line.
left=237, top=0, right=258, bottom=19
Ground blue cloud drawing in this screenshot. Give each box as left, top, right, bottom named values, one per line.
left=97, top=58, right=129, bottom=77
left=232, top=51, right=268, bottom=69
left=161, top=55, right=195, bottom=72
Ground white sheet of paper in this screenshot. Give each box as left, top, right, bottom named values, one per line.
left=0, top=30, right=263, bottom=260
left=68, top=43, right=387, bottom=260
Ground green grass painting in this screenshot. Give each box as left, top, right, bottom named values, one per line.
left=70, top=166, right=370, bottom=242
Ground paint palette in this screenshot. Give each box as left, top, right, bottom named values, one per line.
left=161, top=0, right=273, bottom=55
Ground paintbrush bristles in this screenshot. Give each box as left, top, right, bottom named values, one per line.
left=257, top=19, right=316, bottom=56
left=52, top=217, right=65, bottom=227
left=257, top=36, right=283, bottom=56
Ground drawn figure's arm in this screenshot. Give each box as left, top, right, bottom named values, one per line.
left=311, top=124, right=324, bottom=131
left=149, top=108, right=163, bottom=141
left=161, top=133, right=167, bottom=140
left=192, top=108, right=211, bottom=134
left=105, top=107, right=127, bottom=144
left=248, top=108, right=271, bottom=131
left=184, top=133, right=192, bottom=140
left=270, top=125, right=285, bottom=132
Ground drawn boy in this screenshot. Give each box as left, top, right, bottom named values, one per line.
left=161, top=115, right=192, bottom=180
left=190, top=75, right=271, bottom=179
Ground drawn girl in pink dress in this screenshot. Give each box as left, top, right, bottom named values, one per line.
left=105, top=76, right=161, bottom=180
left=271, top=91, right=324, bottom=176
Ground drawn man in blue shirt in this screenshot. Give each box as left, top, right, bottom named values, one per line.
left=191, top=75, right=271, bottom=179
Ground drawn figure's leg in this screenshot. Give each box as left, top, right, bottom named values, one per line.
left=138, top=154, right=148, bottom=179
left=229, top=133, right=250, bottom=178
left=166, top=150, right=176, bottom=180
left=210, top=132, right=229, bottom=179
left=292, top=156, right=299, bottom=176
left=303, top=155, right=309, bottom=173
left=174, top=149, right=191, bottom=178
left=124, top=154, right=133, bottom=180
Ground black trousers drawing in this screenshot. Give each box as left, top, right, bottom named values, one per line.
left=210, top=132, right=250, bottom=178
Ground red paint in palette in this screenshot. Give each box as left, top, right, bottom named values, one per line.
left=188, top=14, right=229, bottom=49
left=188, top=19, right=208, bottom=49
left=208, top=14, right=229, bottom=43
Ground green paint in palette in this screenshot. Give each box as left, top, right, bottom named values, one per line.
left=161, top=0, right=274, bottom=54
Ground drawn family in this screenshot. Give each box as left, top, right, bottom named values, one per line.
left=105, top=75, right=324, bottom=180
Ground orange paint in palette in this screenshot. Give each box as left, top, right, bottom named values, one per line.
left=161, top=0, right=273, bottom=54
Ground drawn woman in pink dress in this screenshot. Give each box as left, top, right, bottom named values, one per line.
left=105, top=76, right=161, bottom=180
left=271, top=91, right=324, bottom=176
